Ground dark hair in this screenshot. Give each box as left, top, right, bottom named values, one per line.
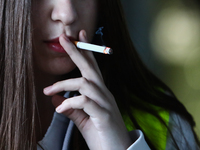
left=0, top=0, right=37, bottom=149
left=95, top=0, right=200, bottom=149
left=0, top=0, right=199, bottom=149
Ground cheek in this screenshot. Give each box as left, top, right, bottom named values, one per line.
left=32, top=1, right=50, bottom=34
left=79, top=1, right=98, bottom=41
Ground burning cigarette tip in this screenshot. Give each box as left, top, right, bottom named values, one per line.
left=103, top=47, right=113, bottom=55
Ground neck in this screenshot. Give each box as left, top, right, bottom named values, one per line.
left=34, top=70, right=67, bottom=141
left=34, top=69, right=65, bottom=110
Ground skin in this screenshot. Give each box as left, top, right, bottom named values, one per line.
left=32, top=0, right=132, bottom=149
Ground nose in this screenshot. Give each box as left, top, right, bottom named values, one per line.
left=51, top=0, right=78, bottom=25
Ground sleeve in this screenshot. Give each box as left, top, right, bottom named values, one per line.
left=127, top=130, right=151, bottom=150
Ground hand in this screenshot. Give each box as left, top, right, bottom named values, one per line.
left=44, top=30, right=132, bottom=150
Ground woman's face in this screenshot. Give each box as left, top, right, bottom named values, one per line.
left=32, top=0, right=98, bottom=76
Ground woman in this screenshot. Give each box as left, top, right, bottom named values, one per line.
left=0, top=0, right=199, bottom=149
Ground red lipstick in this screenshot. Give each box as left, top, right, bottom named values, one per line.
left=44, top=37, right=66, bottom=53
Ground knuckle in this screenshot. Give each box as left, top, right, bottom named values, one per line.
left=102, top=109, right=112, bottom=121
left=81, top=95, right=89, bottom=104
left=79, top=77, right=88, bottom=85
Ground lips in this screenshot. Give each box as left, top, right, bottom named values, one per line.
left=44, top=37, right=66, bottom=53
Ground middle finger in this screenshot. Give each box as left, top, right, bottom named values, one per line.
left=59, top=33, right=103, bottom=84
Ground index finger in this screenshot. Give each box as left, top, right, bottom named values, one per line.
left=59, top=33, right=103, bottom=83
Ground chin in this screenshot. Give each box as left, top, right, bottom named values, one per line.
left=43, top=61, right=77, bottom=76
left=49, top=65, right=76, bottom=76
left=34, top=57, right=77, bottom=77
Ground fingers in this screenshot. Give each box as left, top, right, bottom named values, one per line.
left=45, top=30, right=116, bottom=128
left=56, top=95, right=108, bottom=122
left=79, top=30, right=87, bottom=43
left=78, top=30, right=102, bottom=76
left=59, top=30, right=103, bottom=83
left=44, top=77, right=109, bottom=107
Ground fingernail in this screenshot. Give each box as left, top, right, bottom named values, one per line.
left=83, top=31, right=87, bottom=40
left=56, top=105, right=62, bottom=113
left=44, top=85, right=52, bottom=93
left=62, top=34, right=70, bottom=42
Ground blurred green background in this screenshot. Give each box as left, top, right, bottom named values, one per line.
left=121, top=0, right=200, bottom=137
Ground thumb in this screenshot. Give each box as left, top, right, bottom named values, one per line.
left=79, top=30, right=88, bottom=43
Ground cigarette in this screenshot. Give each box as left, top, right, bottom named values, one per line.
left=73, top=41, right=113, bottom=55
